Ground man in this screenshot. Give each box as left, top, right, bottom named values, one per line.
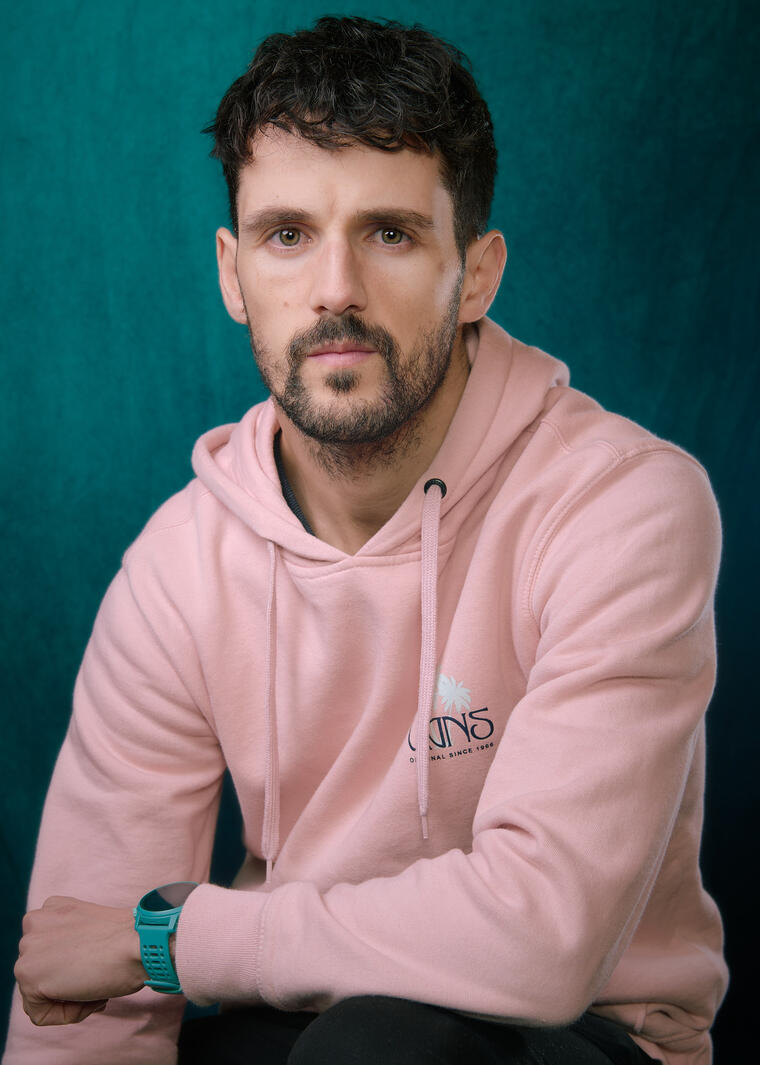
left=6, top=15, right=727, bottom=1065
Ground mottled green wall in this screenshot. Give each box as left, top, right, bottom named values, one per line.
left=2, top=1, right=757, bottom=1055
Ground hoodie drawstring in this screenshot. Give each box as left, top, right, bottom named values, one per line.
left=260, top=478, right=446, bottom=877
left=415, top=478, right=447, bottom=840
left=262, top=540, right=280, bottom=883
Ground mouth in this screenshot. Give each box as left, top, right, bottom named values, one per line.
left=306, top=342, right=376, bottom=367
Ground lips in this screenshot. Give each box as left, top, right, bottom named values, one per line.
left=305, top=342, right=377, bottom=368
left=307, top=342, right=375, bottom=357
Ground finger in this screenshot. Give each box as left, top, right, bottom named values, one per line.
left=25, top=998, right=108, bottom=1026
left=24, top=998, right=62, bottom=1026
left=68, top=1000, right=109, bottom=1023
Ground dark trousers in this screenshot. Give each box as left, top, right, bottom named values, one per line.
left=177, top=996, right=658, bottom=1064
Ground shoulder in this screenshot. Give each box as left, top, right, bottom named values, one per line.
left=121, top=476, right=219, bottom=570
left=524, top=402, right=721, bottom=634
left=537, top=383, right=718, bottom=524
left=506, top=364, right=716, bottom=521
left=489, top=369, right=722, bottom=625
left=120, top=405, right=270, bottom=573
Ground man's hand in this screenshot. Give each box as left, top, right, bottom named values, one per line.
left=14, top=896, right=147, bottom=1026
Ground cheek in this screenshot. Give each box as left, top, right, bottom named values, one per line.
left=381, top=253, right=456, bottom=300
left=238, top=265, right=297, bottom=327
left=373, top=261, right=459, bottom=332
left=238, top=272, right=313, bottom=359
left=238, top=250, right=303, bottom=296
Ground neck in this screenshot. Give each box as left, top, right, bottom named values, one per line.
left=276, top=334, right=470, bottom=554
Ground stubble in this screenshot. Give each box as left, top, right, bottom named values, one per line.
left=245, top=276, right=463, bottom=478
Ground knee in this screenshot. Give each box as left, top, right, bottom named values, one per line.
left=287, top=996, right=467, bottom=1065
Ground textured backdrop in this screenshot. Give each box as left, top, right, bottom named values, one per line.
left=1, top=1, right=757, bottom=1057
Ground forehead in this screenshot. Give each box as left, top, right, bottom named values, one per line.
left=236, top=128, right=455, bottom=229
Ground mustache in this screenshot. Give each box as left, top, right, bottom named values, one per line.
left=287, top=315, right=398, bottom=362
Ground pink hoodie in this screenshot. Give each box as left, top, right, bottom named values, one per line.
left=4, top=319, right=727, bottom=1064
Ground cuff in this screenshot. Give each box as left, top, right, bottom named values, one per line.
left=174, top=883, right=271, bottom=1006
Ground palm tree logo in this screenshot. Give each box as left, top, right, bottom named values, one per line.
left=436, top=673, right=472, bottom=715
left=433, top=674, right=472, bottom=748
left=409, top=674, right=475, bottom=753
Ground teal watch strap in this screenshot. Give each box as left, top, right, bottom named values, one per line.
left=133, top=882, right=198, bottom=995
left=133, top=908, right=182, bottom=993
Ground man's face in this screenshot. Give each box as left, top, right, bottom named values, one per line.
left=219, top=129, right=470, bottom=447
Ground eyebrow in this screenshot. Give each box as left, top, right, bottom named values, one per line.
left=239, top=207, right=437, bottom=237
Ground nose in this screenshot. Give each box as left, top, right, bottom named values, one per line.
left=308, top=238, right=368, bottom=316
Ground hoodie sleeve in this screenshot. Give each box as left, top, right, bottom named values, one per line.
left=174, top=448, right=723, bottom=1028
left=3, top=563, right=226, bottom=1065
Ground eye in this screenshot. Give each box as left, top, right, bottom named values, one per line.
left=272, top=228, right=301, bottom=247
left=378, top=228, right=407, bottom=245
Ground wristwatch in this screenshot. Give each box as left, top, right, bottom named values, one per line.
left=133, top=881, right=198, bottom=994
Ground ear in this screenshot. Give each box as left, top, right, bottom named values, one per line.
left=216, top=227, right=248, bottom=324
left=458, top=230, right=507, bottom=324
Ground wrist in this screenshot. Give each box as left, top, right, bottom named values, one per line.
left=126, top=912, right=148, bottom=991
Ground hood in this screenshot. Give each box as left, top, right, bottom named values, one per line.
left=191, top=318, right=570, bottom=560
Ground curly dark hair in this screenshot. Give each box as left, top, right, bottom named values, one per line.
left=205, top=15, right=497, bottom=256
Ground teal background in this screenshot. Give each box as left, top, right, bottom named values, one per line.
left=1, top=0, right=757, bottom=1057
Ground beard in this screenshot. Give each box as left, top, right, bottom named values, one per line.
left=245, top=277, right=464, bottom=455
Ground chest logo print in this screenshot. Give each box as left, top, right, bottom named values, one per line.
left=408, top=673, right=495, bottom=758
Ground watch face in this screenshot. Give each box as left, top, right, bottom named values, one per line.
left=141, top=882, right=198, bottom=912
